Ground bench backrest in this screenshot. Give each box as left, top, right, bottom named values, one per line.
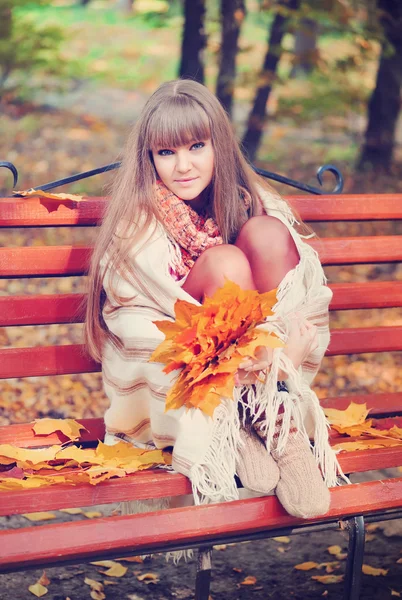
left=0, top=193, right=401, bottom=392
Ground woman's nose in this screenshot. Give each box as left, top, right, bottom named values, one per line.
left=176, top=151, right=192, bottom=173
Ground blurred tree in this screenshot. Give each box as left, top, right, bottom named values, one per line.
left=358, top=0, right=402, bottom=170
left=290, top=17, right=318, bottom=77
left=241, top=0, right=300, bottom=161
left=0, top=0, right=65, bottom=100
left=216, top=0, right=246, bottom=117
left=179, top=0, right=206, bottom=83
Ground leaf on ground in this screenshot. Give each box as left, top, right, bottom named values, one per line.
left=117, top=556, right=144, bottom=563
left=136, top=572, right=160, bottom=584
left=84, top=578, right=104, bottom=592
left=311, top=575, right=344, bottom=584
left=83, top=511, right=102, bottom=519
left=90, top=591, right=106, bottom=600
left=213, top=544, right=227, bottom=550
left=277, top=546, right=286, bottom=553
left=240, top=576, right=257, bottom=585
left=324, top=402, right=370, bottom=428
left=28, top=583, right=48, bottom=597
left=23, top=512, right=57, bottom=522
left=362, top=564, right=388, bottom=576
left=91, top=561, right=116, bottom=567
left=233, top=568, right=243, bottom=573
left=391, top=591, right=401, bottom=597
left=32, top=418, right=87, bottom=441
left=101, top=563, right=128, bottom=578
left=319, top=561, right=340, bottom=573
left=273, top=536, right=290, bottom=544
left=38, top=572, right=50, bottom=586
left=59, top=508, right=84, bottom=515
left=327, top=545, right=343, bottom=557
left=294, top=562, right=320, bottom=571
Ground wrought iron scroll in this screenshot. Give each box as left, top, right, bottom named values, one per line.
left=2, top=160, right=344, bottom=196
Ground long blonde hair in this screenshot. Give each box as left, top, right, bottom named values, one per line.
left=85, top=79, right=291, bottom=361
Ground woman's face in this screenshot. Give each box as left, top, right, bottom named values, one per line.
left=152, top=138, right=214, bottom=206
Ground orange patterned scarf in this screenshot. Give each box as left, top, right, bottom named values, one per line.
left=155, top=179, right=222, bottom=278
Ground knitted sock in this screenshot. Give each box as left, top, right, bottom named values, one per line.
left=254, top=415, right=330, bottom=518
left=236, top=427, right=280, bottom=495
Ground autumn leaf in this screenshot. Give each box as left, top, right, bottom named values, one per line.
left=28, top=583, right=48, bottom=597
left=311, top=575, right=344, bottom=584
left=14, top=189, right=84, bottom=202
left=136, top=572, right=160, bottom=584
left=294, top=562, right=319, bottom=571
left=240, top=576, right=257, bottom=585
left=391, top=591, right=401, bottom=597
left=32, top=418, right=87, bottom=441
left=362, top=564, right=388, bottom=576
left=83, top=511, right=102, bottom=519
left=38, top=572, right=50, bottom=586
left=101, top=562, right=128, bottom=578
left=150, top=280, right=282, bottom=416
left=327, top=545, right=342, bottom=556
left=59, top=508, right=84, bottom=515
left=324, top=402, right=370, bottom=428
left=23, top=512, right=57, bottom=522
left=273, top=536, right=291, bottom=544
left=84, top=578, right=104, bottom=592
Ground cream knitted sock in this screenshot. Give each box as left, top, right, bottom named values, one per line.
left=254, top=415, right=330, bottom=518
left=236, top=427, right=280, bottom=495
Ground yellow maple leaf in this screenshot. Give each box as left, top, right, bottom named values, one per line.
left=14, top=189, right=83, bottom=202
left=362, top=564, right=388, bottom=576
left=33, top=418, right=87, bottom=441
left=324, top=402, right=370, bottom=428
left=28, top=582, right=48, bottom=597
left=150, top=280, right=282, bottom=416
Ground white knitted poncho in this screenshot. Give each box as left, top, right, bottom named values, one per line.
left=101, top=189, right=342, bottom=509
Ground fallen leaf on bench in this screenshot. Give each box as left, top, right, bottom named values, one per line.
left=28, top=582, right=48, bottom=597
left=59, top=508, right=84, bottom=515
left=32, top=418, right=88, bottom=441
left=83, top=511, right=102, bottom=519
left=362, top=564, right=388, bottom=576
left=332, top=438, right=402, bottom=452
left=294, top=562, right=320, bottom=571
left=136, top=572, right=160, bottom=584
left=38, top=572, right=50, bottom=586
left=14, top=190, right=84, bottom=202
left=311, top=575, right=344, bottom=584
left=100, top=562, right=128, bottom=578
left=22, top=511, right=57, bottom=522
left=273, top=536, right=290, bottom=544
left=84, top=578, right=103, bottom=592
left=240, top=576, right=257, bottom=585
left=324, top=402, right=370, bottom=428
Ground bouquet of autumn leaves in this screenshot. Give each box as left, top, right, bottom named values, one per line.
left=150, top=280, right=284, bottom=417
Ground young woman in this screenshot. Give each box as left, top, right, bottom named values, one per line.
left=85, top=79, right=342, bottom=518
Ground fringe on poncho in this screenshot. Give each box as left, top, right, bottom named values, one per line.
left=101, top=188, right=344, bottom=510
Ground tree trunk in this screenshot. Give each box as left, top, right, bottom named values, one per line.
left=0, top=4, right=12, bottom=41
left=358, top=0, right=402, bottom=170
left=290, top=18, right=318, bottom=78
left=216, top=0, right=246, bottom=117
left=179, top=0, right=206, bottom=84
left=241, top=0, right=299, bottom=162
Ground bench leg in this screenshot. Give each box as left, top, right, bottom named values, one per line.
left=343, top=516, right=365, bottom=600
left=195, top=547, right=212, bottom=600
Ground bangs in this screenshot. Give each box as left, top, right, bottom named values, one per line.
left=147, top=97, right=211, bottom=150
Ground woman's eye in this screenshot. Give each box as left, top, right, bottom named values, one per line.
left=191, top=142, right=205, bottom=150
left=158, top=149, right=173, bottom=156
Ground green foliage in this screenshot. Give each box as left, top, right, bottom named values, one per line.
left=0, top=0, right=66, bottom=99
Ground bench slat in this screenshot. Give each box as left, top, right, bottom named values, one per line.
left=0, top=294, right=85, bottom=326
left=0, top=345, right=100, bottom=379
left=0, top=326, right=400, bottom=379
left=0, top=282, right=401, bottom=327
left=1, top=195, right=402, bottom=227
left=1, top=447, right=401, bottom=518
left=1, top=238, right=402, bottom=278
left=328, top=326, right=402, bottom=355
left=1, top=477, right=401, bottom=573
left=0, top=247, right=92, bottom=277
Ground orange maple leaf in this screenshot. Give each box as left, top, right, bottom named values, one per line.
left=150, top=280, right=283, bottom=417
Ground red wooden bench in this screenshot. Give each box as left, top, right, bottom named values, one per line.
left=0, top=191, right=402, bottom=600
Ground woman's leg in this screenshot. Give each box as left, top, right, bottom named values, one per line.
left=182, top=244, right=256, bottom=303
left=235, top=216, right=300, bottom=292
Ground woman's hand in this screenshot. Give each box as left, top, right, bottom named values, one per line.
left=234, top=316, right=318, bottom=386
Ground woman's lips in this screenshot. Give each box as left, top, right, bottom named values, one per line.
left=175, top=177, right=198, bottom=186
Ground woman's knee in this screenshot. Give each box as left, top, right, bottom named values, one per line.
left=236, top=216, right=299, bottom=264
left=198, top=244, right=252, bottom=280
